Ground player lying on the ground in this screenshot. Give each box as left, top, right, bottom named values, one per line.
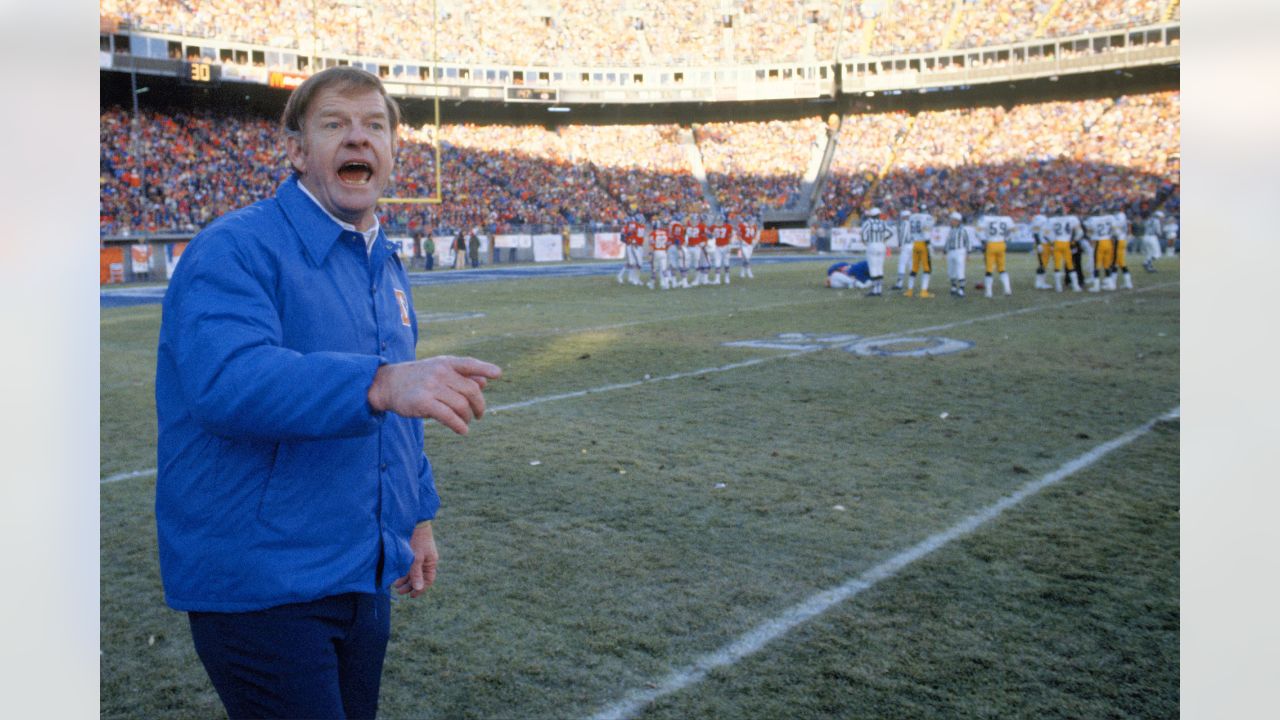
left=825, top=260, right=872, bottom=289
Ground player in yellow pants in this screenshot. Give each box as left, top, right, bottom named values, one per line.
left=976, top=209, right=1014, bottom=297
left=903, top=240, right=933, bottom=297
left=1112, top=209, right=1134, bottom=289
left=984, top=239, right=1008, bottom=297
left=1094, top=238, right=1115, bottom=290
left=902, top=205, right=936, bottom=297
left=1052, top=240, right=1077, bottom=289
left=1047, top=208, right=1084, bottom=292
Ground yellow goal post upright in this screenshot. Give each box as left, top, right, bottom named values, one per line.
left=380, top=0, right=443, bottom=206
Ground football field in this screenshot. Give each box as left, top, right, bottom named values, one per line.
left=101, top=254, right=1180, bottom=719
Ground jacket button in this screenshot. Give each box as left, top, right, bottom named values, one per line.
left=380, top=463, right=388, bottom=472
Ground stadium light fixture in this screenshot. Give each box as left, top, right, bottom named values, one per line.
left=548, top=106, right=571, bottom=113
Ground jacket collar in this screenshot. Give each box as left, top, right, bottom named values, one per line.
left=276, top=175, right=382, bottom=267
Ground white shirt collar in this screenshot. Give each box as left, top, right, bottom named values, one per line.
left=296, top=180, right=381, bottom=255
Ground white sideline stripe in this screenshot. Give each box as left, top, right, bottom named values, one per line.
left=585, top=406, right=1181, bottom=720
left=101, top=468, right=157, bottom=484
left=101, top=283, right=1178, bottom=483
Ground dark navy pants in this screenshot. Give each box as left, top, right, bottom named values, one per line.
left=188, top=593, right=391, bottom=719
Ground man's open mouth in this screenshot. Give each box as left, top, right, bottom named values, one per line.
left=338, top=161, right=373, bottom=185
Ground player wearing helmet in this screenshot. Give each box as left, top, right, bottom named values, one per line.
left=1083, top=209, right=1117, bottom=292
left=1111, top=208, right=1134, bottom=289
left=736, top=216, right=758, bottom=279
left=668, top=216, right=690, bottom=288
left=975, top=207, right=1015, bottom=297
left=1046, top=208, right=1083, bottom=292
left=647, top=218, right=672, bottom=289
left=903, top=204, right=936, bottom=298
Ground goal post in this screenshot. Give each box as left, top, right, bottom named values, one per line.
left=379, top=95, right=443, bottom=205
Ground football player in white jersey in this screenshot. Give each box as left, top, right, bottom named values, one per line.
left=1083, top=210, right=1116, bottom=292
left=1110, top=208, right=1134, bottom=289
left=975, top=207, right=1014, bottom=297
left=903, top=204, right=937, bottom=297
left=1046, top=208, right=1083, bottom=292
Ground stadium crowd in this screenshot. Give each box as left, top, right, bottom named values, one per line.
left=697, top=117, right=827, bottom=221
left=100, top=91, right=1178, bottom=238
left=101, top=0, right=1178, bottom=67
left=817, top=90, right=1179, bottom=225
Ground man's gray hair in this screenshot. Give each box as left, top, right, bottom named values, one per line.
left=281, top=66, right=401, bottom=138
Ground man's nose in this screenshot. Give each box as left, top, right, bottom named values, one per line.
left=344, top=123, right=372, bottom=145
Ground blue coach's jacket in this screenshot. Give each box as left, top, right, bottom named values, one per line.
left=155, top=176, right=439, bottom=612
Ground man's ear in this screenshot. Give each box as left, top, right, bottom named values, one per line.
left=285, top=134, right=306, bottom=176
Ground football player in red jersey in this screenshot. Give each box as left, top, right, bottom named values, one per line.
left=669, top=216, right=690, bottom=288
left=617, top=215, right=644, bottom=286
left=736, top=216, right=758, bottom=279
left=710, top=218, right=733, bottom=284
left=685, top=215, right=710, bottom=286
left=647, top=217, right=672, bottom=290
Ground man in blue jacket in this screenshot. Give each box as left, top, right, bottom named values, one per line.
left=154, top=66, right=502, bottom=719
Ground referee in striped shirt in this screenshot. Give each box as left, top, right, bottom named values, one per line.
left=861, top=207, right=891, bottom=297
left=944, top=211, right=974, bottom=297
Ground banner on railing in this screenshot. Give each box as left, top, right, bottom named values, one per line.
left=831, top=228, right=864, bottom=252
left=100, top=247, right=124, bottom=285
left=493, top=234, right=531, bottom=249
left=778, top=228, right=812, bottom=248
left=164, top=242, right=188, bottom=277
left=131, top=244, right=152, bottom=274
left=593, top=232, right=623, bottom=259
left=532, top=234, right=563, bottom=262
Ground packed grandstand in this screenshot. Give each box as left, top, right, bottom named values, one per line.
left=99, top=0, right=1180, bottom=66
left=98, top=0, right=1180, bottom=238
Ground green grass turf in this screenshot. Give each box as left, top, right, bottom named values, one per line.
left=100, top=254, right=1179, bottom=719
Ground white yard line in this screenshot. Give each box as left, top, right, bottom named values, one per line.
left=440, top=296, right=845, bottom=351
left=100, top=468, right=157, bottom=484
left=585, top=406, right=1182, bottom=720
left=489, top=353, right=809, bottom=413
left=101, top=283, right=1177, bottom=483
left=491, top=283, right=1176, bottom=414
